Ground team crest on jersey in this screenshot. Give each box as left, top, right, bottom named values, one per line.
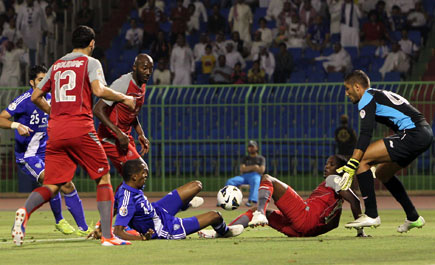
left=334, top=176, right=341, bottom=184
left=173, top=224, right=180, bottom=230
left=119, top=206, right=128, bottom=216
left=8, top=102, right=17, bottom=111
left=35, top=163, right=42, bottom=169
left=359, top=110, right=366, bottom=119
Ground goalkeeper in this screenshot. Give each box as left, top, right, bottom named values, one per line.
left=339, top=70, right=432, bottom=232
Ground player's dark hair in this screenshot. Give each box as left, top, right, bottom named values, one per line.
left=333, top=155, right=347, bottom=169
left=72, top=25, right=95, bottom=49
left=344, top=70, right=370, bottom=89
left=122, top=159, right=146, bottom=182
left=29, top=65, right=47, bottom=80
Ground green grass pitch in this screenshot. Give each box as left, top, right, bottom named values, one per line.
left=1, top=209, right=434, bottom=265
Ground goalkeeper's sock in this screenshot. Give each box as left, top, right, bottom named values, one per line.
left=356, top=169, right=378, bottom=218
left=229, top=208, right=255, bottom=227
left=48, top=192, right=63, bottom=223
left=25, top=186, right=53, bottom=217
left=97, top=184, right=114, bottom=239
left=64, top=189, right=88, bottom=231
left=257, top=180, right=273, bottom=215
left=383, top=176, right=419, bottom=221
left=212, top=220, right=229, bottom=236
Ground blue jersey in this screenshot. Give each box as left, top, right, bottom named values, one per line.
left=5, top=88, right=50, bottom=160
left=114, top=182, right=186, bottom=239
left=356, top=88, right=426, bottom=151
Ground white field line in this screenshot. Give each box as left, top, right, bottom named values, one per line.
left=0, top=237, right=90, bottom=245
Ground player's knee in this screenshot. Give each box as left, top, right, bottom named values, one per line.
left=61, top=182, right=76, bottom=193
left=191, top=180, right=202, bottom=192
left=261, top=174, right=274, bottom=182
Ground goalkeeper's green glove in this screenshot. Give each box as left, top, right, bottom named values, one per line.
left=336, top=158, right=360, bottom=190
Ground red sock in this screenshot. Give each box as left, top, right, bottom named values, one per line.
left=97, top=184, right=114, bottom=238
left=229, top=208, right=255, bottom=226
left=258, top=180, right=274, bottom=214
left=25, top=186, right=53, bottom=217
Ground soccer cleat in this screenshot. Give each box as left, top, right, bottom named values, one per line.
left=198, top=225, right=244, bottom=239
left=345, top=214, right=381, bottom=229
left=55, top=219, right=76, bottom=235
left=397, top=216, right=425, bottom=233
left=12, top=208, right=28, bottom=246
left=245, top=200, right=254, bottom=207
left=248, top=210, right=269, bottom=227
left=101, top=236, right=132, bottom=246
left=189, top=196, right=204, bottom=208
left=75, top=226, right=93, bottom=237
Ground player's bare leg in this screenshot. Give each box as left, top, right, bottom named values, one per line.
left=176, top=180, right=204, bottom=209
left=197, top=211, right=244, bottom=238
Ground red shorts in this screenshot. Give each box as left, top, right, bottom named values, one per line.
left=268, top=187, right=320, bottom=236
left=43, top=132, right=110, bottom=185
left=100, top=137, right=141, bottom=174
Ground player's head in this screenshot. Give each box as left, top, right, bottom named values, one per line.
left=133, top=53, right=154, bottom=86
left=344, top=70, right=370, bottom=104
left=122, top=159, right=149, bottom=188
left=29, top=65, right=47, bottom=89
left=247, top=140, right=259, bottom=154
left=72, top=25, right=96, bottom=55
left=324, top=155, right=347, bottom=178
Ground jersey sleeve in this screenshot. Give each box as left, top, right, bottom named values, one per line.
left=258, top=155, right=266, bottom=167
left=114, top=192, right=137, bottom=227
left=37, top=65, right=53, bottom=92
left=5, top=92, right=31, bottom=117
left=87, top=57, right=107, bottom=86
left=356, top=92, right=377, bottom=152
left=102, top=74, right=129, bottom=106
left=325, top=175, right=342, bottom=193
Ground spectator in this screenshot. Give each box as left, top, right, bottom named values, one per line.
left=315, top=42, right=352, bottom=73
left=248, top=60, right=266, bottom=83
left=287, top=14, right=306, bottom=48
left=153, top=58, right=171, bottom=85
left=398, top=29, right=419, bottom=58
left=44, top=5, right=56, bottom=61
left=141, top=0, right=165, bottom=49
left=2, top=17, right=22, bottom=44
left=389, top=5, right=407, bottom=32
left=210, top=55, right=232, bottom=84
left=274, top=25, right=289, bottom=47
left=170, top=0, right=189, bottom=44
left=328, top=0, right=344, bottom=35
left=193, top=33, right=209, bottom=61
left=186, top=4, right=197, bottom=35
left=340, top=0, right=361, bottom=47
left=75, top=0, right=94, bottom=27
left=379, top=42, right=409, bottom=79
left=187, top=0, right=207, bottom=33
left=257, top=17, right=273, bottom=47
left=225, top=42, right=246, bottom=70
left=407, top=1, right=428, bottom=43
left=361, top=11, right=387, bottom=46
left=0, top=40, right=27, bottom=87
left=225, top=140, right=266, bottom=207
left=150, top=31, right=172, bottom=62
left=249, top=31, right=266, bottom=59
left=277, top=1, right=293, bottom=28
left=212, top=31, right=227, bottom=56
left=170, top=35, right=195, bottom=85
left=253, top=46, right=275, bottom=82
left=386, top=0, right=416, bottom=15
left=231, top=62, right=247, bottom=84
left=200, top=44, right=216, bottom=74
left=139, top=0, right=165, bottom=13
left=375, top=38, right=390, bottom=58
left=125, top=19, right=143, bottom=50
left=317, top=0, right=331, bottom=21
left=306, top=15, right=331, bottom=51
left=334, top=114, right=357, bottom=158
left=208, top=4, right=226, bottom=34
left=299, top=0, right=318, bottom=26
left=231, top=31, right=249, bottom=58
left=266, top=0, right=284, bottom=21
left=273, top=42, right=293, bottom=83
left=373, top=0, right=389, bottom=28
left=228, top=0, right=253, bottom=43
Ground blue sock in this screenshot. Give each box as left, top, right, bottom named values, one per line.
left=49, top=192, right=63, bottom=224
left=212, top=221, right=229, bottom=236
left=64, top=190, right=88, bottom=231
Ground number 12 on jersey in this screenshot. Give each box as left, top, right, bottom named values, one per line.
left=54, top=70, right=77, bottom=102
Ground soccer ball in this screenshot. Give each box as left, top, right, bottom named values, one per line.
left=217, top=185, right=243, bottom=210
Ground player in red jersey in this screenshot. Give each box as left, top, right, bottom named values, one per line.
left=93, top=53, right=152, bottom=174
left=12, top=25, right=135, bottom=246
left=199, top=155, right=368, bottom=238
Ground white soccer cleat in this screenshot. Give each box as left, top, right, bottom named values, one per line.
left=345, top=214, right=381, bottom=229
left=248, top=211, right=269, bottom=227
left=12, top=208, right=27, bottom=246
left=397, top=216, right=425, bottom=233
left=198, top=224, right=244, bottom=239
left=198, top=229, right=217, bottom=239
left=189, top=196, right=204, bottom=208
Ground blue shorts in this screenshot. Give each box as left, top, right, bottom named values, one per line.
left=17, top=156, right=45, bottom=181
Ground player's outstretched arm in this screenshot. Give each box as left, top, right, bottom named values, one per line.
left=90, top=80, right=136, bottom=110
left=113, top=226, right=154, bottom=241
left=132, top=117, right=150, bottom=155
left=339, top=189, right=369, bottom=237
left=31, top=88, right=51, bottom=114
left=0, top=110, right=33, bottom=136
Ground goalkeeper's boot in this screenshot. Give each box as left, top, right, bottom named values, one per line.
left=101, top=236, right=131, bottom=246
left=248, top=210, right=268, bottom=227
left=397, top=216, right=425, bottom=233
left=12, top=208, right=28, bottom=246
left=345, top=214, right=381, bottom=229
left=189, top=196, right=204, bottom=208
left=55, top=219, right=75, bottom=235
left=198, top=225, right=244, bottom=239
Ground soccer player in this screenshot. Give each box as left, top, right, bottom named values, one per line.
left=12, top=25, right=136, bottom=246
left=93, top=53, right=152, bottom=175
left=0, top=65, right=91, bottom=236
left=104, top=159, right=244, bottom=240
left=199, top=155, right=368, bottom=238
left=338, top=70, right=433, bottom=232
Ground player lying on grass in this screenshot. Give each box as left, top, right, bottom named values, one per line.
left=0, top=65, right=90, bottom=236
left=89, top=159, right=243, bottom=240
left=199, top=155, right=368, bottom=238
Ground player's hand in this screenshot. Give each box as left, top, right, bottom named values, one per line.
left=336, top=158, right=359, bottom=190
left=87, top=225, right=102, bottom=240
left=140, top=228, right=154, bottom=240
left=138, top=134, right=150, bottom=155
left=122, top=95, right=136, bottom=111
left=17, top=124, right=33, bottom=136
left=116, top=131, right=130, bottom=152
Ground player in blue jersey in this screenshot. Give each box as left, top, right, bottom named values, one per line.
left=106, top=159, right=244, bottom=240
left=338, top=70, right=433, bottom=232
left=0, top=65, right=91, bottom=236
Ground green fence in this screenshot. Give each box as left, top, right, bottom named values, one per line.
left=1, top=82, right=434, bottom=193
